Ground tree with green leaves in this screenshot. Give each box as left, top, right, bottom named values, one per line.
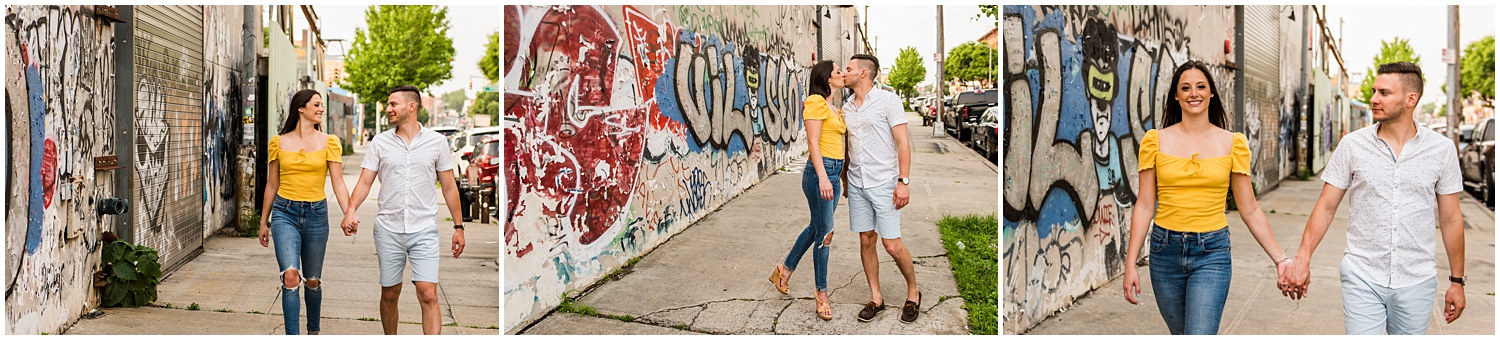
left=945, top=41, right=998, bottom=88
left=977, top=5, right=998, bottom=26
left=472, top=29, right=501, bottom=126
left=471, top=92, right=498, bottom=126
left=441, top=89, right=468, bottom=113
left=1358, top=37, right=1421, bottom=104
left=888, top=47, right=926, bottom=99
left=342, top=5, right=455, bottom=112
left=1461, top=35, right=1494, bottom=102
left=481, top=31, right=499, bottom=84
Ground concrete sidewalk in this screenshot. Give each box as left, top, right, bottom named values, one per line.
left=518, top=111, right=998, bottom=335
left=1024, top=177, right=1495, bottom=334
left=66, top=143, right=501, bottom=335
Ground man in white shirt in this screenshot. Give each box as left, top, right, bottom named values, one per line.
left=343, top=85, right=467, bottom=334
left=841, top=54, right=921, bottom=324
left=1280, top=62, right=1465, bottom=334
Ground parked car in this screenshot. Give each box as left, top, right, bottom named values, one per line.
left=914, top=96, right=937, bottom=126
left=943, top=89, right=999, bottom=142
left=1428, top=123, right=1474, bottom=148
left=450, top=126, right=501, bottom=221
left=465, top=137, right=501, bottom=221
left=1460, top=117, right=1494, bottom=206
left=452, top=126, right=503, bottom=179
left=971, top=107, right=1000, bottom=162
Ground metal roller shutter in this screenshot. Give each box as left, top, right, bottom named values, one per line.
left=132, top=5, right=205, bottom=273
left=1243, top=5, right=1282, bottom=192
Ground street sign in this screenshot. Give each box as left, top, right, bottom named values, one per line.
left=1442, top=48, right=1456, bottom=64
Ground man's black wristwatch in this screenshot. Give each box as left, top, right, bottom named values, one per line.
left=453, top=224, right=465, bottom=231
left=1450, top=275, right=1466, bottom=286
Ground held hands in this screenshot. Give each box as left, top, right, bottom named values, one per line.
left=340, top=214, right=360, bottom=236
left=1122, top=267, right=1142, bottom=304
left=1276, top=257, right=1311, bottom=300
left=1445, top=283, right=1465, bottom=323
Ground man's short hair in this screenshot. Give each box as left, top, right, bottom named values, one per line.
left=851, top=54, right=880, bottom=79
left=1376, top=61, right=1424, bottom=97
left=389, top=85, right=421, bottom=105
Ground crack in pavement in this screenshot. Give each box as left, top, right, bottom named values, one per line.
left=827, top=269, right=866, bottom=298
left=925, top=295, right=960, bottom=313
left=772, top=298, right=794, bottom=335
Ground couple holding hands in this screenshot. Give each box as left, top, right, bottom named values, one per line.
left=1120, top=61, right=1466, bottom=335
left=258, top=85, right=467, bottom=334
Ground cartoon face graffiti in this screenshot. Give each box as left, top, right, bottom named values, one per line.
left=1081, top=19, right=1118, bottom=161
left=743, top=45, right=763, bottom=134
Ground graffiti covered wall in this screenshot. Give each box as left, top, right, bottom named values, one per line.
left=132, top=5, right=207, bottom=272
left=4, top=5, right=118, bottom=334
left=1001, top=5, right=1245, bottom=333
left=503, top=5, right=819, bottom=332
left=203, top=5, right=247, bottom=236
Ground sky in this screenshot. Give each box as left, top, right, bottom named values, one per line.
left=307, top=5, right=498, bottom=101
left=864, top=5, right=997, bottom=88
left=1327, top=5, right=1495, bottom=105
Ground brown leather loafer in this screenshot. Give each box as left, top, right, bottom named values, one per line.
left=900, top=291, right=922, bottom=323
left=857, top=301, right=886, bottom=322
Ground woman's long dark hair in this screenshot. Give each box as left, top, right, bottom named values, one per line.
left=808, top=60, right=835, bottom=99
left=279, top=89, right=322, bottom=135
left=1162, top=60, right=1227, bottom=129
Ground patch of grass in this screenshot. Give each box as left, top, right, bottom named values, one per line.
left=486, top=325, right=499, bottom=329
left=238, top=211, right=261, bottom=238
left=161, top=302, right=173, bottom=309
left=358, top=317, right=379, bottom=322
left=249, top=310, right=264, bottom=315
left=556, top=292, right=599, bottom=317
left=604, top=314, right=634, bottom=323
left=603, top=255, right=646, bottom=282
left=557, top=291, right=635, bottom=322
left=674, top=324, right=689, bottom=331
left=1269, top=209, right=1276, bottom=214
left=443, top=322, right=458, bottom=327
left=937, top=213, right=998, bottom=335
left=214, top=308, right=234, bottom=313
left=400, top=321, right=422, bottom=325
left=187, top=303, right=201, bottom=311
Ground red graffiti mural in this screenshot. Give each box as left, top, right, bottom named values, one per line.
left=41, top=137, right=56, bottom=209
left=622, top=6, right=685, bottom=137
left=505, top=6, right=648, bottom=247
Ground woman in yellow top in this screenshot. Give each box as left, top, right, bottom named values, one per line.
left=769, top=60, right=845, bottom=320
left=258, top=89, right=352, bottom=335
left=1121, top=61, right=1290, bottom=334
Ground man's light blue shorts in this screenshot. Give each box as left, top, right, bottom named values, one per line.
left=374, top=222, right=441, bottom=287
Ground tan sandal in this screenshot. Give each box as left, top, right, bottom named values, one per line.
left=767, top=265, right=790, bottom=294
left=816, top=293, right=833, bottom=320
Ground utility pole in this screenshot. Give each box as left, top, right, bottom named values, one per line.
left=1447, top=5, right=1461, bottom=148
left=934, top=5, right=945, bottom=137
